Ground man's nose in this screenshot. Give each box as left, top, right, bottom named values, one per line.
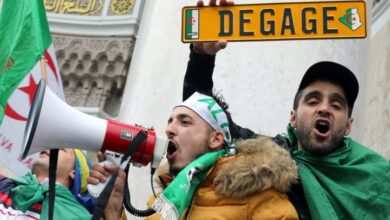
left=317, top=101, right=331, bottom=116
left=165, top=123, right=176, bottom=137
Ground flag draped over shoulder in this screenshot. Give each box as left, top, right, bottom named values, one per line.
left=0, top=0, right=51, bottom=124
left=286, top=124, right=390, bottom=220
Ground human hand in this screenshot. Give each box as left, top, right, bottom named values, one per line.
left=90, top=152, right=126, bottom=220
left=88, top=150, right=130, bottom=199
left=196, top=0, right=234, bottom=7
left=192, top=0, right=234, bottom=55
left=87, top=151, right=114, bottom=185
left=103, top=169, right=126, bottom=220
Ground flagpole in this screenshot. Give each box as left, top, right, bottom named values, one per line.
left=40, top=56, right=48, bottom=84
left=40, top=54, right=57, bottom=220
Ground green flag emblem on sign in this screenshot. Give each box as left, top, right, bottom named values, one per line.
left=0, top=0, right=51, bottom=124
left=185, top=9, right=199, bottom=40
left=339, top=8, right=362, bottom=31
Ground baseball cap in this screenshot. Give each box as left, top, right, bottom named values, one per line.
left=297, top=61, right=359, bottom=112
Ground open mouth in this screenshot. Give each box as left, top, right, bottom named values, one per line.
left=315, top=120, right=330, bottom=135
left=167, top=141, right=177, bottom=157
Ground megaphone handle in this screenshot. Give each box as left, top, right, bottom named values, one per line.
left=87, top=151, right=129, bottom=198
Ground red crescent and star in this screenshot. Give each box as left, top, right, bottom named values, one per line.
left=4, top=50, right=61, bottom=121
left=346, top=14, right=357, bottom=25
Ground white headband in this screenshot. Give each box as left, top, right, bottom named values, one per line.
left=176, top=92, right=232, bottom=145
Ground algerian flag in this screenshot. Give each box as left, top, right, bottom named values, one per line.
left=0, top=0, right=64, bottom=177
left=0, top=0, right=52, bottom=124
left=339, top=8, right=362, bottom=31
left=185, top=9, right=199, bottom=40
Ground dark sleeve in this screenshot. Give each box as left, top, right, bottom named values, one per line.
left=273, top=134, right=292, bottom=151
left=0, top=176, right=16, bottom=194
left=183, top=45, right=216, bottom=101
left=182, top=45, right=257, bottom=140
left=230, top=123, right=257, bottom=140
left=287, top=182, right=312, bottom=220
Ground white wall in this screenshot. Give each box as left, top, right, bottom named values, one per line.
left=362, top=3, right=390, bottom=159
left=118, top=0, right=390, bottom=218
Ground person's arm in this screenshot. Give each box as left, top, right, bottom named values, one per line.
left=184, top=45, right=257, bottom=140
left=88, top=152, right=126, bottom=220
left=183, top=45, right=216, bottom=100
left=182, top=0, right=231, bottom=100
left=102, top=168, right=126, bottom=220
left=183, top=1, right=258, bottom=140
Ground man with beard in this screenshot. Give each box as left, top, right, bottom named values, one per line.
left=183, top=35, right=390, bottom=219
left=0, top=148, right=121, bottom=219
left=286, top=62, right=390, bottom=219
left=89, top=92, right=299, bottom=220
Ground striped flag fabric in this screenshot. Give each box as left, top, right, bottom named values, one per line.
left=0, top=0, right=64, bottom=177
left=185, top=9, right=199, bottom=40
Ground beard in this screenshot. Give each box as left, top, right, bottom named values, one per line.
left=169, top=166, right=182, bottom=177
left=169, top=152, right=204, bottom=177
left=296, top=125, right=345, bottom=157
left=169, top=139, right=211, bottom=177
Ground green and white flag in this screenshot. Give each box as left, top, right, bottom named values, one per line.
left=0, top=0, right=64, bottom=177
left=185, top=9, right=199, bottom=40
left=339, top=8, right=362, bottom=31
left=0, top=0, right=52, bottom=124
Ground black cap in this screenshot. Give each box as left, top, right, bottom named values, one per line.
left=297, top=61, right=359, bottom=112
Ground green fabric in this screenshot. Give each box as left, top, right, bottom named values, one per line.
left=10, top=173, right=47, bottom=212
left=0, top=0, right=51, bottom=124
left=153, top=150, right=225, bottom=219
left=10, top=173, right=91, bottom=220
left=286, top=124, right=390, bottom=220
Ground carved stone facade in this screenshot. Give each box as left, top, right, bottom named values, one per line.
left=52, top=35, right=135, bottom=117
left=109, top=0, right=136, bottom=15
left=44, top=0, right=105, bottom=16
left=44, top=0, right=137, bottom=16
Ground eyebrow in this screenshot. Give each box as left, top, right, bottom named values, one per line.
left=303, top=90, right=322, bottom=101
left=330, top=93, right=347, bottom=106
left=303, top=90, right=347, bottom=106
left=167, top=113, right=192, bottom=124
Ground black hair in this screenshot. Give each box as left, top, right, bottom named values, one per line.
left=196, top=90, right=256, bottom=140
left=209, top=90, right=238, bottom=140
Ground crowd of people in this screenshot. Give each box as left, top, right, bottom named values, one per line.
left=0, top=0, right=389, bottom=219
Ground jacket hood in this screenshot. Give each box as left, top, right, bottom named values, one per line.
left=214, top=136, right=298, bottom=199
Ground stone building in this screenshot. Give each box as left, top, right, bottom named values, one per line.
left=46, top=0, right=144, bottom=118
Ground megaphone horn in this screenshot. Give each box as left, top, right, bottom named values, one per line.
left=21, top=80, right=168, bottom=169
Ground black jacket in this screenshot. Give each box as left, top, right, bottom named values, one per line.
left=183, top=46, right=312, bottom=220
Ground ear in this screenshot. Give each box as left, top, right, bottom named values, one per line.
left=344, top=118, right=353, bottom=136
left=209, top=131, right=225, bottom=150
left=290, top=110, right=297, bottom=128
left=69, top=169, right=75, bottom=181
